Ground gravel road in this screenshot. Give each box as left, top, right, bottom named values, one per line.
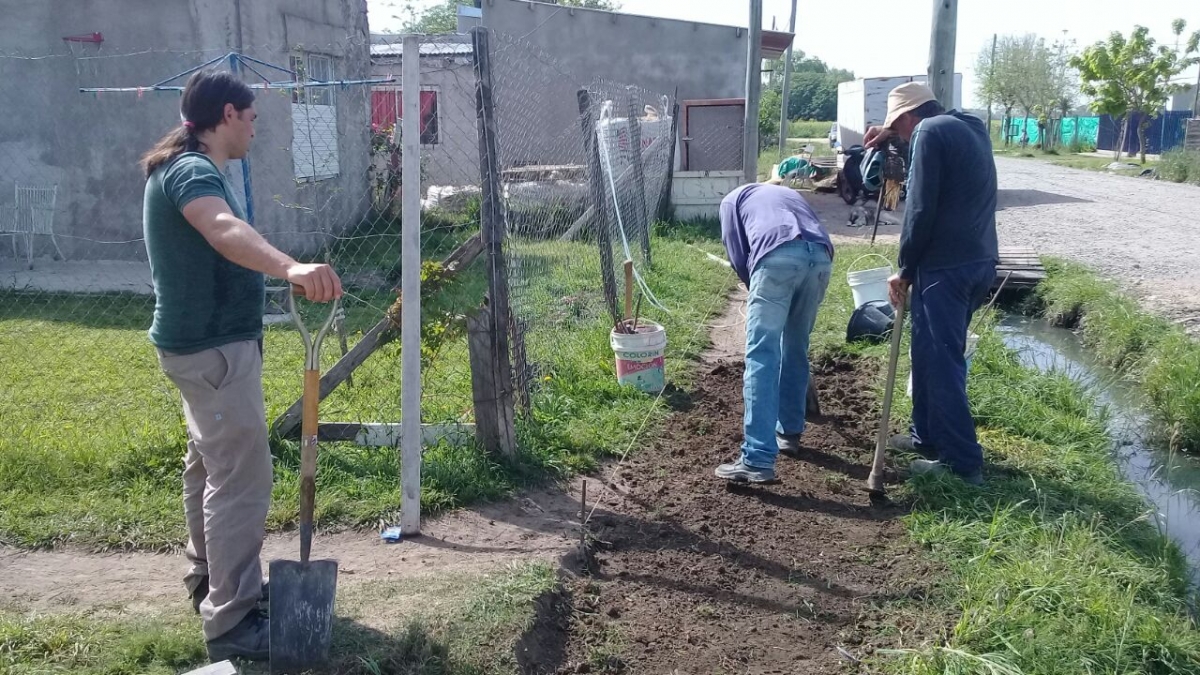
left=807, top=157, right=1200, bottom=328
left=993, top=156, right=1200, bottom=325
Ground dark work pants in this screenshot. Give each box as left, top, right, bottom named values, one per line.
left=909, top=261, right=994, bottom=476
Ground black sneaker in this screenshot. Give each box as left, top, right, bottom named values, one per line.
left=191, top=576, right=270, bottom=614
left=776, top=432, right=803, bottom=459
left=888, top=434, right=938, bottom=460
left=206, top=608, right=269, bottom=662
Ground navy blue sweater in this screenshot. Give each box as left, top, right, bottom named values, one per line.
left=898, top=111, right=999, bottom=280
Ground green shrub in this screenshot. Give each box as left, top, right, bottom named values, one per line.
left=1158, top=149, right=1200, bottom=185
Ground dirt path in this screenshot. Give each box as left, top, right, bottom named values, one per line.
left=536, top=288, right=939, bottom=674
left=0, top=488, right=582, bottom=614
left=555, top=355, right=935, bottom=674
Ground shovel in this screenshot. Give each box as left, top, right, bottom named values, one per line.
left=866, top=298, right=905, bottom=506
left=270, top=287, right=340, bottom=673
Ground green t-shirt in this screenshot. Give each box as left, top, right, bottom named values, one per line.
left=143, top=152, right=265, bottom=354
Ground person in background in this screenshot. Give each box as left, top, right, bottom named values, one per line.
left=140, top=69, right=342, bottom=661
left=864, top=82, right=998, bottom=486
left=714, top=181, right=833, bottom=483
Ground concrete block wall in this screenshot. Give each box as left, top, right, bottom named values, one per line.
left=0, top=0, right=370, bottom=262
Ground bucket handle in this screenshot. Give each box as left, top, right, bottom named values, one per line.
left=847, top=253, right=894, bottom=275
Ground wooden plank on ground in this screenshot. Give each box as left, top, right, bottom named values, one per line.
left=313, top=423, right=475, bottom=447
left=994, top=246, right=1046, bottom=289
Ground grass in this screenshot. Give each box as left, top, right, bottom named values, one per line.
left=0, top=561, right=559, bottom=675
left=0, top=222, right=733, bottom=550
left=1033, top=257, right=1200, bottom=453
left=819, top=245, right=1199, bottom=674
left=1159, top=149, right=1200, bottom=186
left=887, top=326, right=1200, bottom=674
left=788, top=119, right=834, bottom=139
left=993, top=145, right=1157, bottom=176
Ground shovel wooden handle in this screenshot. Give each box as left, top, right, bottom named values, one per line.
left=299, top=368, right=320, bottom=563
left=867, top=301, right=906, bottom=494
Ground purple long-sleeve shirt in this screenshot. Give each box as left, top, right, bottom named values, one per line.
left=719, top=183, right=834, bottom=286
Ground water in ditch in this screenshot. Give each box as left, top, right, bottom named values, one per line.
left=998, top=315, right=1200, bottom=585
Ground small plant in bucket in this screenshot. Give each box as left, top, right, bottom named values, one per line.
left=611, top=294, right=667, bottom=394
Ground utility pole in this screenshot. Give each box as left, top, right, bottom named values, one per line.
left=985, top=33, right=997, bottom=139
left=744, top=0, right=763, bottom=185
left=927, top=0, right=958, bottom=110
left=777, top=0, right=798, bottom=160
left=1191, top=67, right=1199, bottom=117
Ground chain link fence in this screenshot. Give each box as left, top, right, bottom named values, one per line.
left=0, top=37, right=482, bottom=462
left=0, top=27, right=682, bottom=483
left=484, top=30, right=677, bottom=410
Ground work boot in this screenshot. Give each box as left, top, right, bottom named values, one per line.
left=206, top=608, right=269, bottom=662
left=889, top=434, right=938, bottom=460
left=776, top=432, right=803, bottom=458
left=908, top=459, right=984, bottom=486
left=715, top=457, right=777, bottom=484
left=190, top=576, right=270, bottom=615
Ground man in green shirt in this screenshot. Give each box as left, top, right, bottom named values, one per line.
left=141, top=69, right=342, bottom=662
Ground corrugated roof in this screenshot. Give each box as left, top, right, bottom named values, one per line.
left=369, top=34, right=473, bottom=58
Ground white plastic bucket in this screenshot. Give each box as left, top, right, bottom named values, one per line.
left=906, top=333, right=980, bottom=397
left=846, top=254, right=893, bottom=309
left=610, top=320, right=667, bottom=394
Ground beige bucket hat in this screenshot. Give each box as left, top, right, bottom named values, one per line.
left=884, top=81, right=937, bottom=129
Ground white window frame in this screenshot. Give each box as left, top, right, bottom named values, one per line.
left=291, top=51, right=339, bottom=182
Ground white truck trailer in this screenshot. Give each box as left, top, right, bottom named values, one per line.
left=836, top=74, right=963, bottom=165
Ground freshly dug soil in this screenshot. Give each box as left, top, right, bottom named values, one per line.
left=554, top=355, right=943, bottom=674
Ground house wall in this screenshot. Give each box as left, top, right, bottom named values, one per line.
left=371, top=50, right=481, bottom=189
left=0, top=0, right=370, bottom=263
left=480, top=0, right=747, bottom=168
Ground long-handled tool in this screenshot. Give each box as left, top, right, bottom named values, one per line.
left=866, top=298, right=906, bottom=506
left=270, top=288, right=341, bottom=673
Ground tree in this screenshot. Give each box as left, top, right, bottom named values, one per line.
left=977, top=33, right=1080, bottom=147
left=1072, top=21, right=1200, bottom=161
left=402, top=0, right=459, bottom=34
left=762, top=49, right=853, bottom=123
left=759, top=88, right=783, bottom=150
left=787, top=72, right=842, bottom=121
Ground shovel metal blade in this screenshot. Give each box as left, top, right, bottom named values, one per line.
left=268, top=558, right=338, bottom=674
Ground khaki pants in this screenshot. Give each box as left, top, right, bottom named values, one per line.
left=158, top=340, right=273, bottom=640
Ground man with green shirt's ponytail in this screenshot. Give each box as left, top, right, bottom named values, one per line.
left=140, top=69, right=342, bottom=662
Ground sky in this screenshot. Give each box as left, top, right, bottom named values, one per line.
left=367, top=0, right=1200, bottom=109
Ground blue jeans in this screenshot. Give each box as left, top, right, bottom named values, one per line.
left=909, top=261, right=994, bottom=476
left=741, top=240, right=832, bottom=469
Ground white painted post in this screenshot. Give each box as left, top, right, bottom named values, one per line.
left=743, top=0, right=764, bottom=186
left=400, top=34, right=422, bottom=535
left=776, top=0, right=797, bottom=161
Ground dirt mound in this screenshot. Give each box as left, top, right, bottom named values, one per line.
left=555, top=356, right=941, bottom=674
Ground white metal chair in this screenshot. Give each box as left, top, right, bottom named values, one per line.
left=7, top=184, right=63, bottom=269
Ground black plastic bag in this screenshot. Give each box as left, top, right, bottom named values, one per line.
left=846, top=300, right=895, bottom=344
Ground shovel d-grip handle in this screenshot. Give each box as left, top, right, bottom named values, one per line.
left=286, top=291, right=341, bottom=563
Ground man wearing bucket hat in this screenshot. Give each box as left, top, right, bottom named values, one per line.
left=864, top=82, right=998, bottom=486
left=713, top=183, right=834, bottom=483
